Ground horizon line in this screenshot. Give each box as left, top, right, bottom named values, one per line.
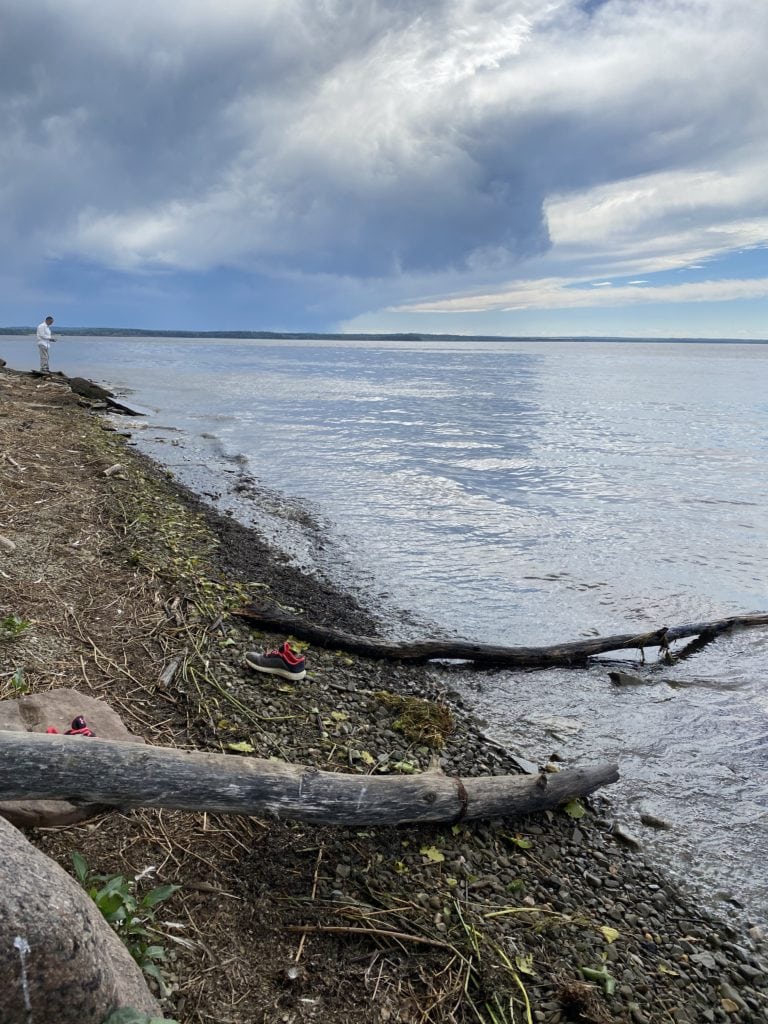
left=2, top=326, right=767, bottom=343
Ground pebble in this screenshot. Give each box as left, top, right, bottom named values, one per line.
left=719, top=981, right=746, bottom=1009
left=738, top=962, right=764, bottom=982
left=613, top=825, right=642, bottom=848
left=691, top=952, right=717, bottom=970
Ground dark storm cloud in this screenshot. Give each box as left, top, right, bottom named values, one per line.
left=1, top=0, right=767, bottom=325
left=0, top=1, right=551, bottom=279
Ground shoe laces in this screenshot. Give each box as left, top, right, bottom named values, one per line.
left=268, top=642, right=303, bottom=665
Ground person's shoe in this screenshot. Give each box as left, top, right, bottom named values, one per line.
left=244, top=641, right=306, bottom=681
left=65, top=715, right=95, bottom=736
left=46, top=715, right=96, bottom=736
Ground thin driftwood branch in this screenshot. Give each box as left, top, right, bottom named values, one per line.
left=0, top=733, right=618, bottom=825
left=235, top=606, right=768, bottom=669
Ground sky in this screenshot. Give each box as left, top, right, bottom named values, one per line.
left=2, top=0, right=767, bottom=338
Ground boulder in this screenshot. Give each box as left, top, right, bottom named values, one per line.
left=66, top=377, right=144, bottom=416
left=0, top=814, right=162, bottom=1023
left=67, top=377, right=116, bottom=400
left=0, top=688, right=144, bottom=827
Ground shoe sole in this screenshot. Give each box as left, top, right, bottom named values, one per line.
left=244, top=657, right=306, bottom=681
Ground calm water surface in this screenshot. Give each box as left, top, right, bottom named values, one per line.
left=3, top=335, right=766, bottom=918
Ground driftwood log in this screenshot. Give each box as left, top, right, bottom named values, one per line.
left=0, top=733, right=618, bottom=825
left=235, top=607, right=768, bottom=669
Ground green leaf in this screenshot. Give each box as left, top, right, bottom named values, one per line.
left=141, top=961, right=171, bottom=997
left=0, top=614, right=31, bottom=641
left=419, top=845, right=445, bottom=863
left=102, top=902, right=128, bottom=922
left=599, top=925, right=620, bottom=944
left=141, top=883, right=180, bottom=908
left=359, top=750, right=376, bottom=765
left=102, top=1010, right=176, bottom=1024
left=72, top=851, right=90, bottom=885
left=99, top=875, right=128, bottom=896
left=563, top=799, right=586, bottom=819
left=504, top=834, right=533, bottom=849
left=227, top=741, right=255, bottom=753
left=141, top=944, right=167, bottom=961
left=515, top=953, right=536, bottom=976
left=330, top=711, right=348, bottom=722
left=392, top=760, right=419, bottom=774
left=657, top=963, right=679, bottom=976
left=10, top=667, right=27, bottom=693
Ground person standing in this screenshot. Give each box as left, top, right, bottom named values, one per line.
left=35, top=316, right=56, bottom=374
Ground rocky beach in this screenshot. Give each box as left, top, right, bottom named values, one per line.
left=0, top=366, right=766, bottom=1024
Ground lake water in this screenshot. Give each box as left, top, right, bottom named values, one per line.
left=2, top=334, right=767, bottom=920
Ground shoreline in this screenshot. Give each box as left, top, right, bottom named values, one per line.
left=116, top=380, right=767, bottom=923
left=1, top=368, right=766, bottom=1024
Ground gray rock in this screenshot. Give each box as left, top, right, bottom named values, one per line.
left=608, top=671, right=647, bottom=686
left=691, top=951, right=717, bottom=970
left=0, top=815, right=160, bottom=1023
left=738, top=962, right=764, bottom=982
left=719, top=980, right=746, bottom=1008
left=639, top=812, right=673, bottom=830
left=0, top=689, right=144, bottom=828
left=613, top=824, right=642, bottom=848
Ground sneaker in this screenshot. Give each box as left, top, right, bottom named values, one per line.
left=244, top=641, right=306, bottom=681
left=46, top=716, right=96, bottom=737
left=66, top=715, right=95, bottom=736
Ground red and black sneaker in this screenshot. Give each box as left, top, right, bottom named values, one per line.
left=65, top=715, right=95, bottom=737
left=46, top=716, right=95, bottom=736
left=244, top=641, right=306, bottom=681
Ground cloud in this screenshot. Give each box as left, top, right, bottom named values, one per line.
left=1, top=0, right=767, bottom=325
left=394, top=275, right=768, bottom=314
left=3, top=0, right=553, bottom=280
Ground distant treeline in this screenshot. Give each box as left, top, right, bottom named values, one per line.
left=2, top=326, right=464, bottom=340
left=0, top=327, right=763, bottom=344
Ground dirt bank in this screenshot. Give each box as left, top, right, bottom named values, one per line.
left=0, top=368, right=766, bottom=1024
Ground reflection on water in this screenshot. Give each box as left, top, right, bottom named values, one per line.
left=1, top=334, right=766, bottom=918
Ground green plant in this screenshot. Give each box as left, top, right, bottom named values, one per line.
left=8, top=667, right=27, bottom=693
left=102, top=1010, right=179, bottom=1024
left=375, top=691, right=454, bottom=748
left=0, top=614, right=31, bottom=641
left=73, top=853, right=180, bottom=996
left=580, top=964, right=617, bottom=995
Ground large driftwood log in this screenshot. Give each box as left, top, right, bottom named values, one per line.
left=0, top=733, right=618, bottom=825
left=235, top=606, right=768, bottom=669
